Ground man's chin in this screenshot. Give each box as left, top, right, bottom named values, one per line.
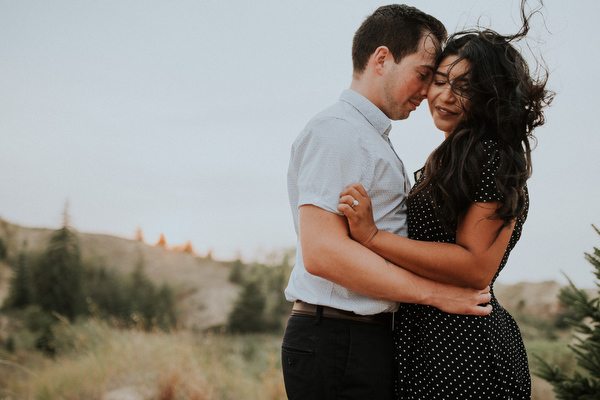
left=395, top=110, right=411, bottom=121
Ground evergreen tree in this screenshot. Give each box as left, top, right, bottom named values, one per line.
left=83, top=262, right=128, bottom=320
left=135, top=228, right=144, bottom=242
left=270, top=263, right=293, bottom=316
left=4, top=250, right=31, bottom=309
left=228, top=258, right=245, bottom=284
left=182, top=240, right=194, bottom=254
left=534, top=225, right=600, bottom=399
left=154, top=283, right=177, bottom=330
left=125, top=251, right=177, bottom=331
left=0, top=237, right=7, bottom=260
left=228, top=279, right=266, bottom=333
left=31, top=206, right=84, bottom=320
left=127, top=253, right=156, bottom=327
left=156, top=233, right=167, bottom=247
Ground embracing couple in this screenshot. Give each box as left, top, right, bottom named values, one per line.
left=281, top=3, right=553, bottom=400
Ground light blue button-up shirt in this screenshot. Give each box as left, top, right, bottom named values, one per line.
left=285, top=89, right=412, bottom=315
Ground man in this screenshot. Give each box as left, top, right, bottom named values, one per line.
left=282, top=5, right=492, bottom=400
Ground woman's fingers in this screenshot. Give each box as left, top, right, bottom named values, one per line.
left=349, top=183, right=368, bottom=197
left=337, top=194, right=358, bottom=215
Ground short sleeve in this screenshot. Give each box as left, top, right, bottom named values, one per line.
left=292, top=118, right=374, bottom=214
left=473, top=140, right=503, bottom=203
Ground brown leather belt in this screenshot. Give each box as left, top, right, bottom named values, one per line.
left=292, top=301, right=392, bottom=326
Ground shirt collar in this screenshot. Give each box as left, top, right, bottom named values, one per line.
left=340, top=89, right=392, bottom=139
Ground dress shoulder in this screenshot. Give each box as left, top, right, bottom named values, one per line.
left=473, top=139, right=502, bottom=203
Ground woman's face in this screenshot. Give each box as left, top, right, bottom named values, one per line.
left=427, top=55, right=471, bottom=137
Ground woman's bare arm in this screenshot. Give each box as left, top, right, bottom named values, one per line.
left=338, top=183, right=514, bottom=289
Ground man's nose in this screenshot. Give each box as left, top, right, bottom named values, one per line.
left=419, top=83, right=429, bottom=98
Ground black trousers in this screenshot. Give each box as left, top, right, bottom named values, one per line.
left=281, top=313, right=395, bottom=400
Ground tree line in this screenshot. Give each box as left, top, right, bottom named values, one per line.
left=226, top=251, right=293, bottom=334
left=1, top=213, right=177, bottom=355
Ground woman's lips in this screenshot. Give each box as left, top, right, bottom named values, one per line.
left=435, top=106, right=459, bottom=116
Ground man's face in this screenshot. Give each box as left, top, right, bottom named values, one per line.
left=380, top=35, right=438, bottom=121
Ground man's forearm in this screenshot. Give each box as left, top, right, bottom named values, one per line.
left=299, top=205, right=491, bottom=315
left=302, top=224, right=430, bottom=303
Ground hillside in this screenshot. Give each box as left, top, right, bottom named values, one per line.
left=494, top=280, right=569, bottom=319
left=0, top=218, right=587, bottom=328
left=0, top=218, right=240, bottom=330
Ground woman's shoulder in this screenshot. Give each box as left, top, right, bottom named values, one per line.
left=479, top=138, right=503, bottom=167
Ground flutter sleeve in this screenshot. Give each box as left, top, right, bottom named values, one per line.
left=473, top=140, right=503, bottom=203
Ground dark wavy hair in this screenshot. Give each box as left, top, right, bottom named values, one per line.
left=352, top=4, right=446, bottom=75
left=410, top=4, right=554, bottom=230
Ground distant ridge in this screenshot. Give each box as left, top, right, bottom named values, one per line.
left=0, top=218, right=240, bottom=330
left=494, top=280, right=568, bottom=318
left=0, top=218, right=586, bottom=327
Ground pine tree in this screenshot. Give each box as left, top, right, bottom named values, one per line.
left=0, top=237, right=7, bottom=260
left=127, top=253, right=156, bottom=327
left=83, top=262, right=128, bottom=320
left=228, top=259, right=245, bottom=284
left=4, top=250, right=31, bottom=309
left=154, top=283, right=177, bottom=330
left=156, top=233, right=167, bottom=247
left=534, top=225, right=600, bottom=399
left=135, top=228, right=144, bottom=242
left=31, top=205, right=84, bottom=320
left=228, top=279, right=266, bottom=333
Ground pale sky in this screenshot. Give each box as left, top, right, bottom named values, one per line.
left=1, top=0, right=599, bottom=287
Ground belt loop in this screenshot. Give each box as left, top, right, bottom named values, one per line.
left=315, top=305, right=323, bottom=325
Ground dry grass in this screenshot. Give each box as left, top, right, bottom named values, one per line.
left=0, top=319, right=286, bottom=400
left=0, top=317, right=572, bottom=400
left=0, top=219, right=577, bottom=400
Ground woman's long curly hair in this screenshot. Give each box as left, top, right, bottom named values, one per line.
left=409, top=5, right=554, bottom=231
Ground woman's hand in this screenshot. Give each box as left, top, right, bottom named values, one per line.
left=337, top=183, right=379, bottom=246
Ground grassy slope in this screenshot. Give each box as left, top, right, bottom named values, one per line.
left=0, top=218, right=588, bottom=399
left=0, top=218, right=240, bottom=330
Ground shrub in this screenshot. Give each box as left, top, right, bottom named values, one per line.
left=228, top=280, right=266, bottom=333
left=534, top=225, right=600, bottom=399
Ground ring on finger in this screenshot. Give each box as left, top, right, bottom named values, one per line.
left=351, top=200, right=359, bottom=208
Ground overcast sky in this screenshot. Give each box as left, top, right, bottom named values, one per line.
left=1, top=0, right=599, bottom=287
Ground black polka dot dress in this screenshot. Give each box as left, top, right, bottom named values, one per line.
left=395, top=140, right=531, bottom=399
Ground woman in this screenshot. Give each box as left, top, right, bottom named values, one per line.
left=337, top=16, right=553, bottom=400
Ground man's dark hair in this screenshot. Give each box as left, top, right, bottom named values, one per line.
left=352, top=4, right=447, bottom=74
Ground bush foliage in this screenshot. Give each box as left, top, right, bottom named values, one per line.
left=227, top=250, right=293, bottom=333
left=2, top=210, right=179, bottom=355
left=534, top=225, right=600, bottom=399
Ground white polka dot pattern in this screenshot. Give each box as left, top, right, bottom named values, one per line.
left=396, top=139, right=531, bottom=399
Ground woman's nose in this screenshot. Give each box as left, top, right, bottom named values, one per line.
left=440, top=87, right=456, bottom=103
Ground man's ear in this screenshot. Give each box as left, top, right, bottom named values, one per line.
left=371, top=46, right=392, bottom=76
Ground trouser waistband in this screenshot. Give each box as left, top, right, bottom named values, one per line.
left=292, top=301, right=392, bottom=327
